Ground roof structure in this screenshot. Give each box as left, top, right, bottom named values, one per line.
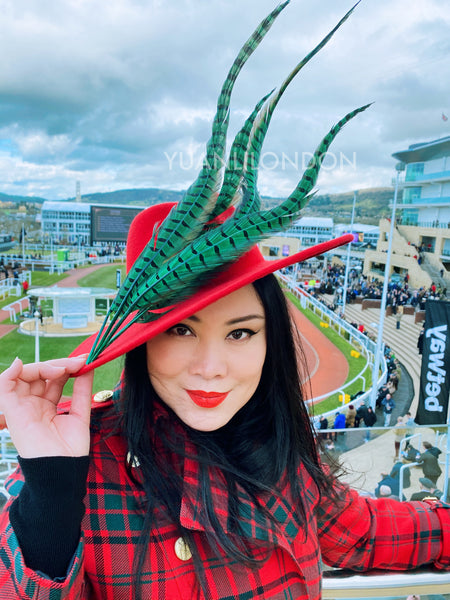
left=392, top=136, right=450, bottom=164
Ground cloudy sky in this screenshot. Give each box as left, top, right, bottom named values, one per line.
left=0, top=0, right=448, bottom=200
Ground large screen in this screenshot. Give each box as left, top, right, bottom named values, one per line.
left=90, top=206, right=143, bottom=243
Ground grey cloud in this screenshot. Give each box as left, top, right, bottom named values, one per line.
left=0, top=0, right=448, bottom=199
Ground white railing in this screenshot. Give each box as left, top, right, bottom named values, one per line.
left=2, top=297, right=29, bottom=323
left=278, top=275, right=388, bottom=423
left=0, top=429, right=17, bottom=500
left=322, top=566, right=450, bottom=597
left=0, top=253, right=123, bottom=274
left=0, top=279, right=20, bottom=300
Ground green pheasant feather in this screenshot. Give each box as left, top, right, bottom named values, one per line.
left=90, top=2, right=290, bottom=357
left=214, top=1, right=362, bottom=221
left=87, top=2, right=368, bottom=364
left=148, top=1, right=290, bottom=252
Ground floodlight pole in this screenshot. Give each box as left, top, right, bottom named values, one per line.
left=50, top=236, right=54, bottom=274
left=22, top=223, right=25, bottom=266
left=34, top=310, right=40, bottom=362
left=342, top=191, right=356, bottom=317
left=369, top=162, right=405, bottom=410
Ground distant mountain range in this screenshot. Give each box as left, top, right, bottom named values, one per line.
left=2, top=186, right=394, bottom=224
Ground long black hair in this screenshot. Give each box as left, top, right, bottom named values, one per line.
left=120, top=274, right=338, bottom=598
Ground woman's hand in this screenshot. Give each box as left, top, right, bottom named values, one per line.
left=0, top=356, right=94, bottom=458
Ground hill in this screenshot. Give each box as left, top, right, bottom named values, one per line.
left=76, top=186, right=393, bottom=224
left=0, top=192, right=47, bottom=205
left=3, top=186, right=394, bottom=225
left=262, top=187, right=393, bottom=224
left=303, top=187, right=393, bottom=224
left=77, top=188, right=184, bottom=207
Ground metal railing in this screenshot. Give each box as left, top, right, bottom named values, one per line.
left=279, top=275, right=388, bottom=423
left=322, top=567, right=450, bottom=597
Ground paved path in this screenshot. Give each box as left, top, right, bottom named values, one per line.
left=0, top=324, right=16, bottom=337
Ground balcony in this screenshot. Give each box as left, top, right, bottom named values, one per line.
left=399, top=196, right=450, bottom=207
left=404, top=169, right=450, bottom=184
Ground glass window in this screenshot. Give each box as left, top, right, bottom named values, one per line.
left=405, top=162, right=424, bottom=182
left=403, top=187, right=421, bottom=203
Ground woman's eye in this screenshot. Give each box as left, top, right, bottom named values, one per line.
left=168, top=324, right=192, bottom=337
left=228, top=328, right=255, bottom=341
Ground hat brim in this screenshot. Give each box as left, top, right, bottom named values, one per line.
left=71, top=233, right=353, bottom=374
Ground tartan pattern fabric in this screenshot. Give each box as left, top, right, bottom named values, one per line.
left=1, top=401, right=450, bottom=599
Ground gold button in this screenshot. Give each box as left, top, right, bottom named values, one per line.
left=174, top=537, right=192, bottom=561
left=126, top=451, right=140, bottom=468
left=93, top=390, right=113, bottom=403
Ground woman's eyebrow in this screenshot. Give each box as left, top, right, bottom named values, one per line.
left=186, top=314, right=265, bottom=326
left=225, top=314, right=265, bottom=326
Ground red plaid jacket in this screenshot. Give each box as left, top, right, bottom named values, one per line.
left=1, top=398, right=450, bottom=600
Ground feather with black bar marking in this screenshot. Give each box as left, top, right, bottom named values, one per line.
left=87, top=2, right=369, bottom=364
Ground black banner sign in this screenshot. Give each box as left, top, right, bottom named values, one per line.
left=416, top=301, right=450, bottom=425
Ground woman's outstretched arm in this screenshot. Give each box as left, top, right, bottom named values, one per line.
left=0, top=356, right=94, bottom=595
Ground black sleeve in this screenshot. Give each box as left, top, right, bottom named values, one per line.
left=9, top=455, right=89, bottom=580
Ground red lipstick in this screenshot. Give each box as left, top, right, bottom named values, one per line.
left=186, top=390, right=229, bottom=408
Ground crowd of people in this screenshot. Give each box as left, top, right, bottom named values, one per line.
left=317, top=264, right=447, bottom=309
left=317, top=344, right=401, bottom=438
left=0, top=258, right=22, bottom=282
left=374, top=437, right=444, bottom=502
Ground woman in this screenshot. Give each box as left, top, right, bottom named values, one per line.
left=1, top=204, right=450, bottom=599
left=1, top=4, right=450, bottom=599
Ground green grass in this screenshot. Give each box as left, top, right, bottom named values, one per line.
left=29, top=271, right=69, bottom=287
left=0, top=329, right=123, bottom=395
left=285, top=290, right=372, bottom=414
left=0, top=265, right=125, bottom=393
left=76, top=264, right=126, bottom=289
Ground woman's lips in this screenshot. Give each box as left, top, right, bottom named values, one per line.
left=186, top=390, right=229, bottom=408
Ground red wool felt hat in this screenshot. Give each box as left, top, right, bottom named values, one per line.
left=71, top=202, right=352, bottom=373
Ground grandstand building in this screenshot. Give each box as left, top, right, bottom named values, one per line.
left=334, top=223, right=379, bottom=249
left=364, top=136, right=450, bottom=290
left=41, top=201, right=91, bottom=245
left=261, top=216, right=334, bottom=258
left=41, top=201, right=143, bottom=246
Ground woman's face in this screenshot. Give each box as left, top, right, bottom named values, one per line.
left=146, top=284, right=267, bottom=431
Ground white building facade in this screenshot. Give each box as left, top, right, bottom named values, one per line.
left=41, top=201, right=91, bottom=245
left=363, top=136, right=450, bottom=289
left=393, top=136, right=450, bottom=233
left=334, top=223, right=379, bottom=249
left=286, top=216, right=334, bottom=246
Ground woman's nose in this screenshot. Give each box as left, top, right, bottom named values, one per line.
left=188, top=340, right=227, bottom=379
